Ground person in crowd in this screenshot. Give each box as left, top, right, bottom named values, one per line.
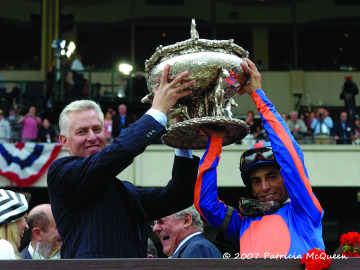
left=281, top=113, right=289, bottom=122
left=152, top=205, right=222, bottom=258
left=45, top=60, right=55, bottom=102
left=0, top=189, right=29, bottom=259
left=310, top=107, right=333, bottom=144
left=354, top=117, right=360, bottom=145
left=111, top=104, right=133, bottom=138
left=37, top=118, right=57, bottom=143
left=0, top=109, right=11, bottom=143
left=340, top=76, right=358, bottom=121
left=18, top=106, right=42, bottom=142
left=71, top=53, right=86, bottom=97
left=104, top=110, right=113, bottom=144
left=147, top=238, right=158, bottom=258
left=19, top=204, right=62, bottom=259
left=286, top=111, right=307, bottom=143
left=7, top=108, right=22, bottom=142
left=241, top=110, right=262, bottom=145
left=300, top=110, right=315, bottom=136
left=47, top=64, right=198, bottom=259
left=333, top=111, right=356, bottom=145
left=194, top=58, right=325, bottom=258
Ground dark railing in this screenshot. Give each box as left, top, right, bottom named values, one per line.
left=0, top=258, right=359, bottom=270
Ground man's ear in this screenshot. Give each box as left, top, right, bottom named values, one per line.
left=183, top=213, right=193, bottom=228
left=59, top=134, right=70, bottom=151
left=32, top=227, right=43, bottom=242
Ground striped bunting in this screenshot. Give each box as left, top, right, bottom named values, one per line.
left=0, top=142, right=62, bottom=187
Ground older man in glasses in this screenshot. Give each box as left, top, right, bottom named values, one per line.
left=194, top=58, right=324, bottom=259
left=152, top=205, right=222, bottom=258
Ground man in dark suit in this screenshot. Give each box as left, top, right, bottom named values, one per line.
left=333, top=111, right=355, bottom=144
left=47, top=64, right=197, bottom=258
left=111, top=104, right=133, bottom=138
left=20, top=204, right=62, bottom=259
left=152, top=205, right=222, bottom=258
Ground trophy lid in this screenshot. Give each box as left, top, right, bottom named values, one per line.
left=145, top=19, right=249, bottom=72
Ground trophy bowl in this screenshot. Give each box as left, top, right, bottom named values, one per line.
left=142, top=19, right=250, bottom=149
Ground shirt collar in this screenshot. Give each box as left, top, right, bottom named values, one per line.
left=28, top=242, right=61, bottom=259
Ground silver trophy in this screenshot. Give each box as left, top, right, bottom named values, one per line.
left=142, top=19, right=250, bottom=149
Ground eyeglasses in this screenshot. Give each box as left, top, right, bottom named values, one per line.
left=238, top=197, right=283, bottom=217
left=240, top=147, right=275, bottom=171
left=151, top=218, right=167, bottom=229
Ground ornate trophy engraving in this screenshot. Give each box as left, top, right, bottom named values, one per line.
left=142, top=19, right=250, bottom=149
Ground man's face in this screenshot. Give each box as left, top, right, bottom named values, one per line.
left=119, top=105, right=126, bottom=114
left=60, top=109, right=106, bottom=157
left=250, top=166, right=288, bottom=202
left=41, top=216, right=62, bottom=253
left=340, top=112, right=347, bottom=122
left=152, top=215, right=187, bottom=257
left=290, top=112, right=298, bottom=121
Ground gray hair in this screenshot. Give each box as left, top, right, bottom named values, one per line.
left=147, top=238, right=158, bottom=258
left=59, top=100, right=104, bottom=136
left=173, top=205, right=204, bottom=232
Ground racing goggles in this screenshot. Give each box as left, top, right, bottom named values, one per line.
left=238, top=197, right=283, bottom=217
left=240, top=147, right=275, bottom=171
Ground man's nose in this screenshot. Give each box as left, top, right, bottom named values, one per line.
left=261, top=179, right=271, bottom=191
left=152, top=223, right=160, bottom=233
left=87, top=130, right=97, bottom=141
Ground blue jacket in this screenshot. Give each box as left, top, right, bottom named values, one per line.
left=172, top=233, right=222, bottom=258
left=48, top=114, right=199, bottom=258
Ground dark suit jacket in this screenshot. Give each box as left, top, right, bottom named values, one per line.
left=47, top=114, right=199, bottom=259
left=171, top=233, right=222, bottom=258
left=333, top=121, right=355, bottom=144
left=111, top=113, right=133, bottom=138
left=19, top=244, right=32, bottom=259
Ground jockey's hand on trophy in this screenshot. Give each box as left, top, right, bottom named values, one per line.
left=240, top=58, right=262, bottom=96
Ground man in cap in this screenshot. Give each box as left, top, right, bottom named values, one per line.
left=194, top=58, right=324, bottom=258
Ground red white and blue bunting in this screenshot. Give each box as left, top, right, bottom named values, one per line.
left=0, top=143, right=62, bottom=187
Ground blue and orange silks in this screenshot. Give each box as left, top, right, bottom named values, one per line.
left=194, top=89, right=325, bottom=258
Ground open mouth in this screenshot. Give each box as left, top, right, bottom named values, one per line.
left=161, top=236, right=170, bottom=244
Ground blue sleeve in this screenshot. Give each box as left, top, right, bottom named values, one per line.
left=251, top=89, right=323, bottom=225
left=194, top=137, right=241, bottom=247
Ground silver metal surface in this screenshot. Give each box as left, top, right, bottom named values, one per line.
left=143, top=19, right=250, bottom=149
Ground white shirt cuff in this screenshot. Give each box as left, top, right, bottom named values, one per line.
left=146, top=109, right=167, bottom=126
left=175, top=149, right=193, bottom=159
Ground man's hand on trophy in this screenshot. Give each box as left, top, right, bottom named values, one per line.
left=151, top=64, right=196, bottom=115
left=240, top=58, right=262, bottom=95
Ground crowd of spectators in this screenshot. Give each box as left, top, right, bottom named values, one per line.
left=0, top=105, right=59, bottom=143
left=240, top=107, right=360, bottom=145
left=0, top=103, right=359, bottom=146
